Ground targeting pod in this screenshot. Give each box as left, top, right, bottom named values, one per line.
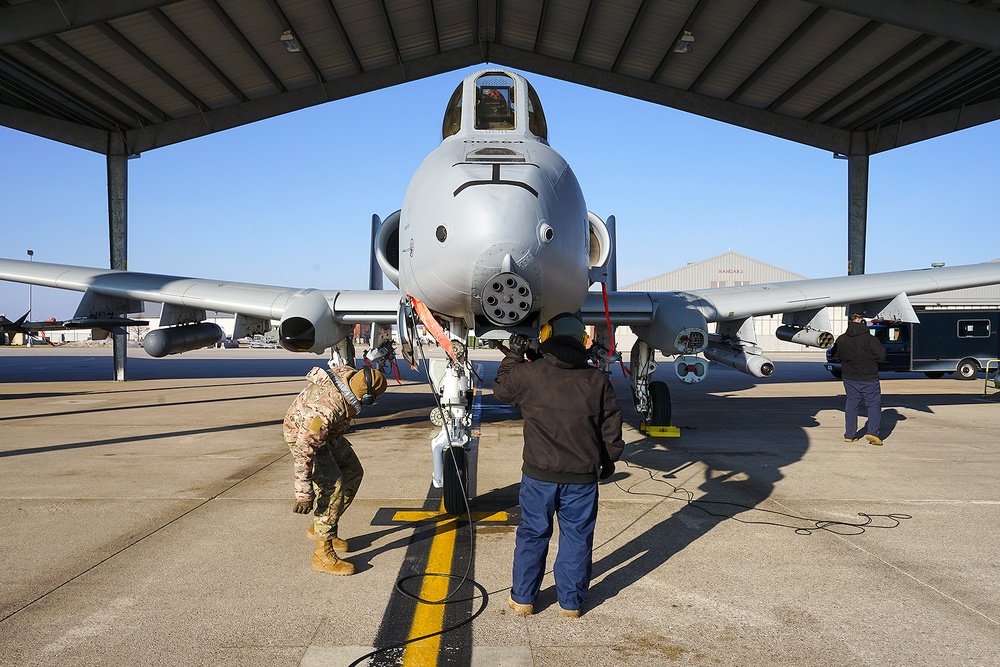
left=704, top=344, right=775, bottom=378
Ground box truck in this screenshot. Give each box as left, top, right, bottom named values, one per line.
left=825, top=309, right=1000, bottom=380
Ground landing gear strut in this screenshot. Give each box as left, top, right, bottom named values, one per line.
left=427, top=338, right=474, bottom=514
left=631, top=340, right=672, bottom=429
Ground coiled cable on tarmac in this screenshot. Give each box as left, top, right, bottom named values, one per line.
left=615, top=458, right=911, bottom=535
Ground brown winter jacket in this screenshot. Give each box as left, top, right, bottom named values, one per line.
left=493, top=337, right=624, bottom=484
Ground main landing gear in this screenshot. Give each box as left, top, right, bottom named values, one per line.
left=630, top=340, right=674, bottom=434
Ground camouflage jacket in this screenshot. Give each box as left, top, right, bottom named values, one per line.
left=283, top=365, right=359, bottom=501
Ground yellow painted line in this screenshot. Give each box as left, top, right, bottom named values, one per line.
left=392, top=510, right=508, bottom=523
left=402, top=513, right=459, bottom=666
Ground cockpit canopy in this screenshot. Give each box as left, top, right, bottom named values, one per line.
left=442, top=71, right=548, bottom=141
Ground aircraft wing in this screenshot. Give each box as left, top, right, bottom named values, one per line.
left=0, top=258, right=401, bottom=349
left=671, top=262, right=1000, bottom=323
left=586, top=262, right=1000, bottom=327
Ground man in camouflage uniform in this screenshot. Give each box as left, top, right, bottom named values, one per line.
left=284, top=363, right=388, bottom=575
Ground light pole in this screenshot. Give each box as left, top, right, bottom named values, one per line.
left=26, top=250, right=33, bottom=347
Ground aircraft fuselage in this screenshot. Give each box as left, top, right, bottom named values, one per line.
left=392, top=70, right=593, bottom=334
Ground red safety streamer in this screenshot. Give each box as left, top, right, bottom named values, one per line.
left=601, top=283, right=631, bottom=378
left=408, top=295, right=457, bottom=362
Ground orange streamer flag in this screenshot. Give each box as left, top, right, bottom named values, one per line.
left=408, top=295, right=457, bottom=362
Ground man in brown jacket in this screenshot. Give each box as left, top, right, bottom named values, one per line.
left=493, top=312, right=624, bottom=617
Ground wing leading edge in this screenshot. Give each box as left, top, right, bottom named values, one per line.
left=0, top=258, right=400, bottom=348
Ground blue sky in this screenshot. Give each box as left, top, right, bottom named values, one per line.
left=2, top=64, right=998, bottom=320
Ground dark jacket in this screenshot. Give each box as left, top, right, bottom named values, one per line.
left=493, top=337, right=625, bottom=484
left=830, top=321, right=886, bottom=381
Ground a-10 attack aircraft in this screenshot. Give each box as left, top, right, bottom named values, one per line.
left=3, top=69, right=1000, bottom=512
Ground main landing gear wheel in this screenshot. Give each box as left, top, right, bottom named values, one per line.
left=442, top=446, right=469, bottom=515
left=646, top=380, right=672, bottom=428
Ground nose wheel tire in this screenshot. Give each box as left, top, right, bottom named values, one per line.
left=443, top=446, right=469, bottom=515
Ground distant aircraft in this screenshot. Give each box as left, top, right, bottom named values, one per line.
left=3, top=69, right=1000, bottom=511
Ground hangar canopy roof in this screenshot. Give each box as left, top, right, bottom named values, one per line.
left=2, top=0, right=999, bottom=157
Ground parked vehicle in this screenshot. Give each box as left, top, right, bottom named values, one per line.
left=825, top=309, right=1000, bottom=380
left=248, top=334, right=279, bottom=349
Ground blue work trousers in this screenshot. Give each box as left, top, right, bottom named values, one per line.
left=511, top=474, right=599, bottom=612
left=843, top=378, right=882, bottom=439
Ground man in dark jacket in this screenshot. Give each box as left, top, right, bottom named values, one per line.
left=829, top=314, right=887, bottom=445
left=493, top=312, right=625, bottom=617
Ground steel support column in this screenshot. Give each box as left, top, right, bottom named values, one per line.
left=847, top=154, right=869, bottom=276
left=108, top=133, right=129, bottom=381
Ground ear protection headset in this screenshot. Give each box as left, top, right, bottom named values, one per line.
left=359, top=366, right=376, bottom=406
left=538, top=313, right=590, bottom=346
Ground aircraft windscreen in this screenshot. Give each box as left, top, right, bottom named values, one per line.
left=442, top=83, right=463, bottom=139
left=526, top=81, right=547, bottom=141
left=474, top=73, right=515, bottom=130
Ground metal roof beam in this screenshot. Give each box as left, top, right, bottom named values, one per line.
left=768, top=21, right=880, bottom=112
left=808, top=0, right=1000, bottom=52
left=40, top=35, right=168, bottom=124
left=149, top=8, right=246, bottom=104
left=805, top=34, right=935, bottom=124
left=375, top=0, right=402, bottom=65
left=729, top=7, right=827, bottom=103
left=16, top=41, right=153, bottom=126
left=842, top=46, right=975, bottom=129
left=123, top=45, right=484, bottom=154
left=0, top=52, right=116, bottom=129
left=650, top=0, right=710, bottom=84
left=203, top=0, right=284, bottom=94
left=692, top=0, right=772, bottom=93
left=900, top=59, right=1000, bottom=122
left=864, top=96, right=1000, bottom=153
left=426, top=0, right=441, bottom=54
left=320, top=0, right=362, bottom=73
left=532, top=0, right=549, bottom=53
left=493, top=45, right=850, bottom=153
left=95, top=21, right=207, bottom=113
left=0, top=101, right=109, bottom=153
left=264, top=0, right=324, bottom=86
left=612, top=0, right=654, bottom=73
left=0, top=0, right=184, bottom=48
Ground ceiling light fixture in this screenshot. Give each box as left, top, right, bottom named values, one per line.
left=673, top=31, right=695, bottom=54
left=281, top=30, right=301, bottom=53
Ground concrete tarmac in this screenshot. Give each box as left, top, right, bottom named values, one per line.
left=1, top=345, right=998, bottom=666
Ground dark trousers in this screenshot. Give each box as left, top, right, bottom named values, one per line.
left=511, top=473, right=599, bottom=611
left=843, top=378, right=882, bottom=438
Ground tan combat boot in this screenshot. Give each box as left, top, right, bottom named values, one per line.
left=307, top=524, right=350, bottom=552
left=311, top=539, right=354, bottom=576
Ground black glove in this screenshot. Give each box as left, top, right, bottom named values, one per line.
left=599, top=462, right=615, bottom=480
left=293, top=500, right=313, bottom=514
left=508, top=333, right=530, bottom=357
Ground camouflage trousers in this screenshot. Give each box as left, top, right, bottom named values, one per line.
left=295, top=436, right=364, bottom=540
